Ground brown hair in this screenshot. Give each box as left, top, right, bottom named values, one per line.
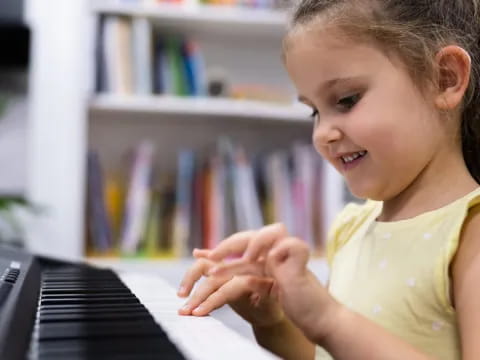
left=286, top=0, right=480, bottom=183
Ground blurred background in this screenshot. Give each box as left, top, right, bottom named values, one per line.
left=0, top=0, right=347, bottom=268
left=0, top=0, right=347, bottom=341
left=0, top=0, right=30, bottom=247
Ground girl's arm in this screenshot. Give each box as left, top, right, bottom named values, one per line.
left=451, top=206, right=480, bottom=359
left=253, top=317, right=315, bottom=360
left=313, top=303, right=432, bottom=360
left=320, top=205, right=480, bottom=360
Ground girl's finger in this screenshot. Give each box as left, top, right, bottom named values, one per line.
left=266, top=237, right=310, bottom=278
left=178, top=276, right=226, bottom=315
left=243, top=223, right=288, bottom=262
left=193, top=248, right=211, bottom=259
left=209, top=258, right=265, bottom=278
left=191, top=275, right=273, bottom=316
left=177, top=258, right=215, bottom=297
left=207, top=230, right=257, bottom=261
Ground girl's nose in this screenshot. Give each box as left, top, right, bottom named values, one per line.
left=313, top=121, right=343, bottom=147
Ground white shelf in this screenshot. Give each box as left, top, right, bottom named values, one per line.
left=90, top=95, right=312, bottom=123
left=91, top=0, right=289, bottom=37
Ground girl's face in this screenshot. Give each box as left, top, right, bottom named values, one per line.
left=284, top=28, right=455, bottom=201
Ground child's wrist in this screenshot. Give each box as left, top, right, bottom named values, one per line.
left=251, top=312, right=287, bottom=330
left=306, top=299, right=346, bottom=344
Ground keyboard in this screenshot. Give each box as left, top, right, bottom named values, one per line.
left=0, top=246, right=279, bottom=360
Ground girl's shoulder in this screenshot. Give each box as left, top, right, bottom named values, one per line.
left=326, top=200, right=380, bottom=264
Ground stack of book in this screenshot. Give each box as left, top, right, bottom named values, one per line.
left=95, top=15, right=292, bottom=103
left=96, top=16, right=206, bottom=96
left=86, top=138, right=326, bottom=258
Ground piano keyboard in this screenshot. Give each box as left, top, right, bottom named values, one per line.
left=29, top=267, right=186, bottom=360
left=0, top=246, right=280, bottom=360
left=120, top=272, right=280, bottom=360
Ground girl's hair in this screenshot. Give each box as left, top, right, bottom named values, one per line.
left=286, top=0, right=480, bottom=183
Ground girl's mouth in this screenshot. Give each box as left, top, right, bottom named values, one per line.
left=341, top=151, right=367, bottom=170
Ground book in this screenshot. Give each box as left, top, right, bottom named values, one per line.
left=132, top=17, right=154, bottom=95
left=120, top=141, right=155, bottom=254
left=104, top=175, right=124, bottom=249
left=86, top=151, right=112, bottom=253
left=232, top=146, right=264, bottom=231
left=171, top=150, right=195, bottom=257
left=103, top=16, right=134, bottom=94
left=165, top=36, right=188, bottom=96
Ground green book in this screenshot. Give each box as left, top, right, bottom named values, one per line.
left=166, top=37, right=188, bottom=96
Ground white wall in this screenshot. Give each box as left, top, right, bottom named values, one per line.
left=24, top=0, right=93, bottom=259
left=0, top=94, right=27, bottom=195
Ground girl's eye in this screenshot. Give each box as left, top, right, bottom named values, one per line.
left=337, top=94, right=361, bottom=111
left=310, top=109, right=319, bottom=125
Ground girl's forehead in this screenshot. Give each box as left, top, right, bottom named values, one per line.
left=283, top=29, right=406, bottom=92
left=284, top=28, right=373, bottom=67
left=285, top=24, right=361, bottom=57
left=284, top=25, right=400, bottom=72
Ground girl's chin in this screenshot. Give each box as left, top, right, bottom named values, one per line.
left=346, top=183, right=378, bottom=200
left=348, top=187, right=389, bottom=202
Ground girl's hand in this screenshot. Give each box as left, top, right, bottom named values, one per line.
left=208, top=224, right=341, bottom=342
left=177, top=231, right=285, bottom=328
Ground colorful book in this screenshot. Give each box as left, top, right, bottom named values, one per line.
left=171, top=150, right=195, bottom=257
left=120, top=141, right=155, bottom=254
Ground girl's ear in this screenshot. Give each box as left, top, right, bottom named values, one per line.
left=434, top=45, right=472, bottom=110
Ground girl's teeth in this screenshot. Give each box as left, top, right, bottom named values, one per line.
left=342, top=151, right=366, bottom=163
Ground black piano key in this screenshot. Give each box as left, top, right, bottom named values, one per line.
left=41, top=293, right=134, bottom=300
left=40, top=296, right=139, bottom=306
left=39, top=304, right=147, bottom=315
left=38, top=320, right=166, bottom=341
left=39, top=311, right=153, bottom=323
left=39, top=303, right=147, bottom=311
left=36, top=336, right=177, bottom=356
left=42, top=287, right=131, bottom=295
left=42, top=280, right=120, bottom=286
left=38, top=353, right=180, bottom=360
left=0, top=281, right=13, bottom=307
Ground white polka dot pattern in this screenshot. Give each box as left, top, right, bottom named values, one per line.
left=432, top=321, right=443, bottom=331
left=406, top=278, right=416, bottom=287
left=372, top=305, right=382, bottom=315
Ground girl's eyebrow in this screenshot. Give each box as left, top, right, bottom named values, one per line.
left=297, top=95, right=312, bottom=104
left=298, top=75, right=367, bottom=104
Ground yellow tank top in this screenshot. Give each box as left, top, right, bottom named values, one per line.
left=315, top=187, right=480, bottom=360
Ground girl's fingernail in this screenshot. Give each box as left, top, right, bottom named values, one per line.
left=181, top=304, right=191, bottom=312
left=209, top=266, right=219, bottom=275
left=178, top=286, right=186, bottom=295
left=193, top=305, right=203, bottom=314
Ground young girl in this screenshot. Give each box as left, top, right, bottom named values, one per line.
left=177, top=1, right=480, bottom=359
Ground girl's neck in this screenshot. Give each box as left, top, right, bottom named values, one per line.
left=378, top=151, right=478, bottom=222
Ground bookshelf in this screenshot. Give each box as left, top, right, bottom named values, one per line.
left=91, top=94, right=311, bottom=123
left=91, top=1, right=288, bottom=37
left=25, top=0, right=345, bottom=263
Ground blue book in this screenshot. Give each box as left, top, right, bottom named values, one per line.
left=87, top=151, right=112, bottom=252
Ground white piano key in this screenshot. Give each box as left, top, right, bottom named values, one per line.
left=119, top=272, right=280, bottom=360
